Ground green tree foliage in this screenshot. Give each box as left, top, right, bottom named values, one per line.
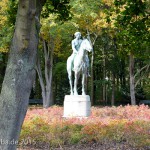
left=42, top=0, right=71, bottom=21
left=0, top=0, right=150, bottom=106
left=111, top=0, right=150, bottom=56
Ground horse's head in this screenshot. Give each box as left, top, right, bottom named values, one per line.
left=81, top=39, right=93, bottom=52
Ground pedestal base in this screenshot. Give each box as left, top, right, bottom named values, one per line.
left=63, top=95, right=91, bottom=117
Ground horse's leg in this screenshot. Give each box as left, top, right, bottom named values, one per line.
left=74, top=71, right=80, bottom=95
left=67, top=57, right=73, bottom=95
left=82, top=69, right=86, bottom=95
left=68, top=70, right=73, bottom=95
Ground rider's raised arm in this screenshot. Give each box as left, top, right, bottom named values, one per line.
left=72, top=40, right=78, bottom=53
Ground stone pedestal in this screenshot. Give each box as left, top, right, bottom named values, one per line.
left=63, top=95, right=91, bottom=117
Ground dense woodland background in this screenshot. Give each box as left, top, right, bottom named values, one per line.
left=0, top=0, right=150, bottom=107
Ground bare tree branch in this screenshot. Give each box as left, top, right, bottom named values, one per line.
left=134, top=64, right=150, bottom=78
left=135, top=64, right=150, bottom=88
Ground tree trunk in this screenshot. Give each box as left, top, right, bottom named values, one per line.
left=36, top=39, right=54, bottom=108
left=111, top=74, right=115, bottom=106
left=90, top=50, right=94, bottom=105
left=49, top=38, right=55, bottom=106
left=102, top=48, right=106, bottom=105
left=86, top=30, right=98, bottom=105
left=46, top=39, right=54, bottom=107
left=129, top=53, right=136, bottom=105
left=0, top=0, right=45, bottom=149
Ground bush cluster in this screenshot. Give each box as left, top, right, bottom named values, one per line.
left=19, top=105, right=150, bottom=149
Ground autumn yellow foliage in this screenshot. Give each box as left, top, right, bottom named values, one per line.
left=40, top=14, right=63, bottom=57
left=0, top=0, right=8, bottom=30
left=0, top=0, right=9, bottom=53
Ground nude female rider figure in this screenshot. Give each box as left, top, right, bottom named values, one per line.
left=71, top=32, right=90, bottom=76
